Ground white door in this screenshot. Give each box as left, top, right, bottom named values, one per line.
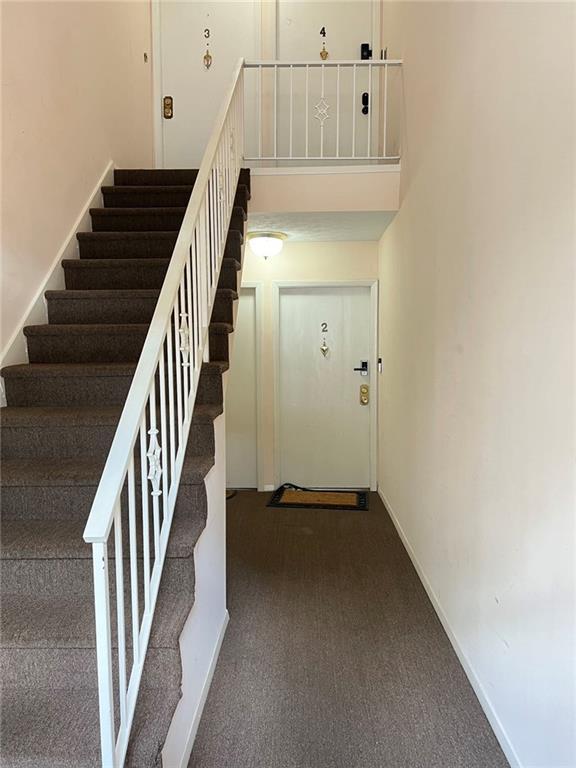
left=277, top=1, right=376, bottom=60
left=157, top=1, right=259, bottom=167
left=226, top=289, right=258, bottom=488
left=278, top=285, right=374, bottom=489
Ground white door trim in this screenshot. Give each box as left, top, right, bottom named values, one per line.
left=273, top=280, right=378, bottom=491
left=227, top=283, right=265, bottom=491
left=240, top=282, right=265, bottom=491
left=151, top=0, right=164, bottom=168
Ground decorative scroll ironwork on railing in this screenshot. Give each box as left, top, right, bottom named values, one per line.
left=243, top=60, right=402, bottom=163
left=83, top=60, right=244, bottom=767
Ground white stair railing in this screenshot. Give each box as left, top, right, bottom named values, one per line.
left=243, top=59, right=402, bottom=162
left=83, top=59, right=244, bottom=767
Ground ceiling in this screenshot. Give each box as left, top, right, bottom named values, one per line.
left=246, top=211, right=396, bottom=242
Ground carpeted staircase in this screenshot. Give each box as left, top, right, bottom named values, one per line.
left=0, top=168, right=250, bottom=767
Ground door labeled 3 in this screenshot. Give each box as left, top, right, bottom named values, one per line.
left=278, top=285, right=373, bottom=489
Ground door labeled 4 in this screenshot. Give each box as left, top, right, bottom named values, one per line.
left=278, top=285, right=375, bottom=489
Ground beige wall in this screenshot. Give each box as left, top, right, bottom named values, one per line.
left=378, top=3, right=575, bottom=767
left=1, top=0, right=154, bottom=351
left=241, top=241, right=379, bottom=487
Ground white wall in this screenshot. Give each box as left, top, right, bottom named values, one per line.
left=1, top=0, right=154, bottom=352
left=378, top=3, right=575, bottom=767
left=242, top=241, right=379, bottom=487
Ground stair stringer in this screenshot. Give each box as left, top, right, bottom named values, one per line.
left=160, top=224, right=247, bottom=768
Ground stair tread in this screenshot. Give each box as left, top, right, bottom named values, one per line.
left=1, top=362, right=137, bottom=379
left=0, top=405, right=121, bottom=427
left=1, top=500, right=201, bottom=560
left=1, top=360, right=226, bottom=379
left=0, top=590, right=191, bottom=650
left=77, top=230, right=178, bottom=240
left=102, top=184, right=194, bottom=193
left=0, top=673, right=180, bottom=768
left=24, top=323, right=149, bottom=336
left=210, top=322, right=234, bottom=335
left=63, top=257, right=169, bottom=269
left=1, top=454, right=214, bottom=488
left=90, top=206, right=187, bottom=215
left=46, top=289, right=160, bottom=300
left=192, top=403, right=224, bottom=423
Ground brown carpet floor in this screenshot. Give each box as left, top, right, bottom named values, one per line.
left=189, top=491, right=509, bottom=768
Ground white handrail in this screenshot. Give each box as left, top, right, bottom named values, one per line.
left=244, top=59, right=403, bottom=67
left=84, top=58, right=245, bottom=767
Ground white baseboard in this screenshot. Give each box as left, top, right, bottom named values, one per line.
left=0, top=160, right=115, bottom=395
left=377, top=488, right=522, bottom=768
left=178, top=610, right=229, bottom=768
left=263, top=484, right=275, bottom=492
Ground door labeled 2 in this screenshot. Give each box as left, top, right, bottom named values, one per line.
left=278, top=285, right=374, bottom=489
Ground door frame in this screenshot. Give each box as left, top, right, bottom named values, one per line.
left=226, top=282, right=265, bottom=491
left=272, top=280, right=378, bottom=491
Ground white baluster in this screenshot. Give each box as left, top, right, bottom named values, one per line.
left=92, top=541, right=116, bottom=767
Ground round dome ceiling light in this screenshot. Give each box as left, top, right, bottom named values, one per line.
left=247, top=231, right=287, bottom=260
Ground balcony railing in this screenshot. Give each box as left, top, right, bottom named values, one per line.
left=243, top=59, right=402, bottom=163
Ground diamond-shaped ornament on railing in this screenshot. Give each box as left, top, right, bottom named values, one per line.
left=179, top=312, right=191, bottom=368
left=314, top=97, right=330, bottom=126
left=146, top=428, right=162, bottom=497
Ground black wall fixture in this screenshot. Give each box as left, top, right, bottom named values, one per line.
left=361, top=43, right=372, bottom=60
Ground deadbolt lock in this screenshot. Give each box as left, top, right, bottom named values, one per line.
left=163, top=96, right=173, bottom=120
left=360, top=384, right=369, bottom=405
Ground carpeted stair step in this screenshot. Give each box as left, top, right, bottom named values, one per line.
left=218, top=257, right=242, bottom=291
left=101, top=183, right=249, bottom=214
left=1, top=363, right=137, bottom=407
left=90, top=207, right=186, bottom=232
left=196, top=360, right=227, bottom=406
left=89, top=205, right=246, bottom=234
left=229, top=204, right=247, bottom=234
left=208, top=322, right=233, bottom=364
left=0, top=404, right=218, bottom=460
left=46, top=289, right=160, bottom=324
left=24, top=324, right=150, bottom=364
left=0, top=678, right=180, bottom=768
left=234, top=184, right=250, bottom=214
left=1, top=360, right=226, bottom=409
left=103, top=185, right=193, bottom=209
left=0, top=646, right=180, bottom=690
left=1, top=542, right=195, bottom=604
left=77, top=231, right=178, bottom=260
left=1, top=469, right=206, bottom=527
left=225, top=229, right=244, bottom=263
left=1, top=644, right=183, bottom=768
left=211, top=288, right=237, bottom=324
left=63, top=258, right=169, bottom=290
left=76, top=228, right=243, bottom=261
left=0, top=477, right=208, bottom=557
left=114, top=167, right=251, bottom=197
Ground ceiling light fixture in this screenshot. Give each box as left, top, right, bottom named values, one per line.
left=247, top=231, right=287, bottom=260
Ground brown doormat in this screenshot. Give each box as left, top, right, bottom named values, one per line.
left=268, top=484, right=368, bottom=510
